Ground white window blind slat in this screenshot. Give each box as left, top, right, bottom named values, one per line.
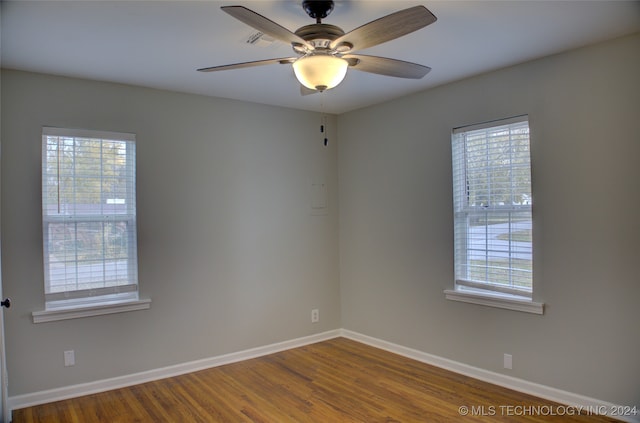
left=452, top=115, right=528, bottom=134
left=43, top=126, right=136, bottom=142
left=45, top=284, right=138, bottom=302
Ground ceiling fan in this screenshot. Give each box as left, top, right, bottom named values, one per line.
left=197, top=1, right=437, bottom=92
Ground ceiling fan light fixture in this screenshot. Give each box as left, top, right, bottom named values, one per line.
left=293, top=54, right=348, bottom=92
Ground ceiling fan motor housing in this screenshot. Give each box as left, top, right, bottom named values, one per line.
left=294, top=24, right=345, bottom=51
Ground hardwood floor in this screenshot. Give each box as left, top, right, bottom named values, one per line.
left=13, top=337, right=621, bottom=422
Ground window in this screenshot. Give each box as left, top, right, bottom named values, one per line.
left=38, top=127, right=149, bottom=320
left=446, top=116, right=543, bottom=314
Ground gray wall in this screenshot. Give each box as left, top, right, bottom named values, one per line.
left=1, top=70, right=341, bottom=395
left=338, top=33, right=640, bottom=407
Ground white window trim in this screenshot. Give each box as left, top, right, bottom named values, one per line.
left=448, top=115, right=544, bottom=314
left=40, top=126, right=145, bottom=319
left=32, top=298, right=151, bottom=324
left=444, top=289, right=543, bottom=314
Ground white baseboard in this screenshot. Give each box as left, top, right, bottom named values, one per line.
left=8, top=328, right=638, bottom=423
left=340, top=329, right=639, bottom=423
left=7, top=329, right=341, bottom=413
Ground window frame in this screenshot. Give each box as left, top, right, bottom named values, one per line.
left=35, top=127, right=150, bottom=323
left=445, top=116, right=543, bottom=314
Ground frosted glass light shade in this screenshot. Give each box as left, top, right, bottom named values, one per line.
left=293, top=54, right=348, bottom=92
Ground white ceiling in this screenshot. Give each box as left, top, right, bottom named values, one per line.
left=2, top=1, right=639, bottom=114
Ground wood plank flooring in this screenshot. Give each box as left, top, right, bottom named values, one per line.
left=13, top=337, right=621, bottom=422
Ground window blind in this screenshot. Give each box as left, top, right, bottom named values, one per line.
left=451, top=116, right=533, bottom=298
left=42, top=127, right=138, bottom=308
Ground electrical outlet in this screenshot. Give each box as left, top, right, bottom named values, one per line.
left=64, top=350, right=75, bottom=367
left=311, top=309, right=319, bottom=323
left=503, top=353, right=512, bottom=370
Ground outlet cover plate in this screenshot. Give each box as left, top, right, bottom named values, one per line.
left=503, top=353, right=512, bottom=369
left=64, top=350, right=75, bottom=367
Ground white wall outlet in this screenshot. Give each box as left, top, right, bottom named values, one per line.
left=64, top=350, right=75, bottom=367
left=311, top=309, right=319, bottom=323
left=503, top=353, right=512, bottom=370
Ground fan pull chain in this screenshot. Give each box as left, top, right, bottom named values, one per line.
left=321, top=115, right=328, bottom=146
left=318, top=93, right=328, bottom=147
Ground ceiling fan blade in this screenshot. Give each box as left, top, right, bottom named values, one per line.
left=344, top=54, right=431, bottom=79
left=197, top=58, right=296, bottom=72
left=221, top=6, right=313, bottom=50
left=330, top=6, right=436, bottom=52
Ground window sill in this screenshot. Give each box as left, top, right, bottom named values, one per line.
left=32, top=299, right=151, bottom=323
left=444, top=289, right=544, bottom=314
